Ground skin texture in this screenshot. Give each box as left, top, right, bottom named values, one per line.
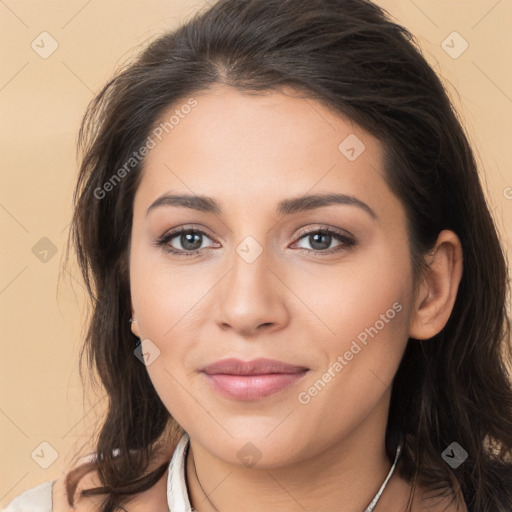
left=118, top=84, right=463, bottom=512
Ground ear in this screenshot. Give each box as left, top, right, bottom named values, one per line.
left=409, top=230, right=463, bottom=340
left=130, top=301, right=141, bottom=338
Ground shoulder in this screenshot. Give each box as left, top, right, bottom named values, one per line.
left=51, top=456, right=104, bottom=512
left=2, top=460, right=99, bottom=512
left=3, top=479, right=56, bottom=512
left=51, top=449, right=172, bottom=512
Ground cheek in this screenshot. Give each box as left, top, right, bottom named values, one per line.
left=289, top=242, right=412, bottom=352
left=293, top=288, right=410, bottom=442
left=130, top=246, right=210, bottom=340
left=289, top=244, right=412, bottom=411
left=129, top=253, right=205, bottom=423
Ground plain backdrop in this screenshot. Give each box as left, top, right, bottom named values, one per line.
left=1, top=0, right=511, bottom=506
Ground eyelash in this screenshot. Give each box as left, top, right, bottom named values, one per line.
left=153, top=225, right=356, bottom=258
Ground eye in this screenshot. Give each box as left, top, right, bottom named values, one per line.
left=153, top=227, right=218, bottom=257
left=292, top=226, right=356, bottom=254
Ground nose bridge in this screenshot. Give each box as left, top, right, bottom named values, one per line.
left=224, top=209, right=276, bottom=285
left=213, top=229, right=288, bottom=334
left=226, top=234, right=275, bottom=303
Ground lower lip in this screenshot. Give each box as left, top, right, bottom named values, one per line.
left=202, top=372, right=308, bottom=400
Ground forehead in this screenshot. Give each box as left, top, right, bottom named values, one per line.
left=133, top=84, right=402, bottom=223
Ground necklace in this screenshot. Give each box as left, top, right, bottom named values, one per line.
left=187, top=437, right=403, bottom=512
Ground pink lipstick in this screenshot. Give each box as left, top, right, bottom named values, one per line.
left=200, top=357, right=309, bottom=401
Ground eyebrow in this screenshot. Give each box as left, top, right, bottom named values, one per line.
left=146, top=192, right=377, bottom=220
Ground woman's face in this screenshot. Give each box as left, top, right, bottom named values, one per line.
left=129, top=84, right=417, bottom=466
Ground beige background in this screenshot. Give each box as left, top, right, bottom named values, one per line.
left=1, top=0, right=511, bottom=506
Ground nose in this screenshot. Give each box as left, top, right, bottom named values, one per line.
left=213, top=245, right=290, bottom=338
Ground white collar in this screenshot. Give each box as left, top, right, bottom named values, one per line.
left=167, top=431, right=194, bottom=512
left=167, top=432, right=403, bottom=512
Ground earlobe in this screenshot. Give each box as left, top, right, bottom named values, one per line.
left=409, top=230, right=463, bottom=341
left=130, top=299, right=141, bottom=338
left=130, top=316, right=141, bottom=338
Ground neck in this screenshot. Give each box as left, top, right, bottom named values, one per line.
left=185, top=392, right=402, bottom=512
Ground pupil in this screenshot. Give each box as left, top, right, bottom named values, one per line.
left=311, top=233, right=330, bottom=250
left=182, top=232, right=202, bottom=250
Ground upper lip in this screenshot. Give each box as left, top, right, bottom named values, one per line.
left=201, top=358, right=309, bottom=376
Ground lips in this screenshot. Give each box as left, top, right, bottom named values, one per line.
left=200, top=358, right=309, bottom=401
left=201, top=357, right=309, bottom=376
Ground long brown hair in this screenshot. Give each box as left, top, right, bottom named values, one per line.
left=62, top=0, right=512, bottom=510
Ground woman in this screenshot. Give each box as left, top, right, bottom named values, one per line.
left=5, top=0, right=512, bottom=510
